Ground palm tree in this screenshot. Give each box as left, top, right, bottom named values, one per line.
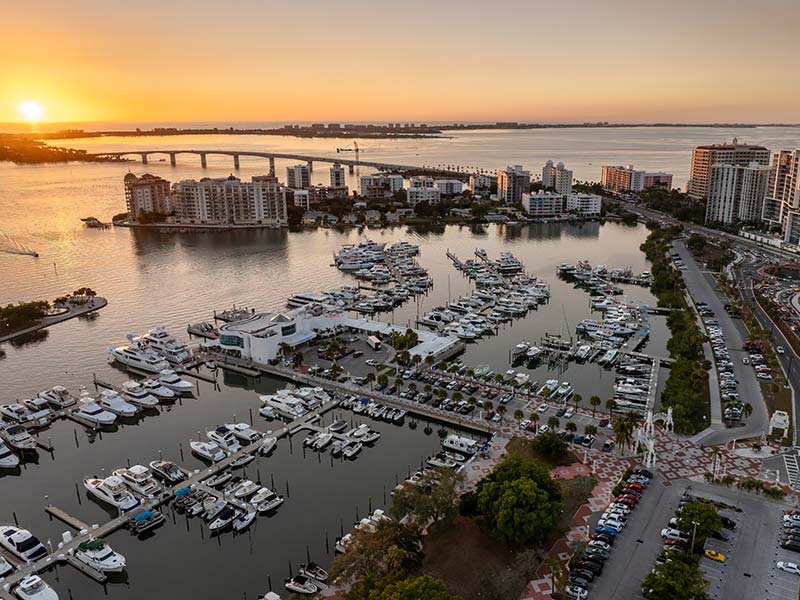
left=605, top=398, right=617, bottom=414
left=530, top=412, right=540, bottom=432
left=423, top=383, right=432, bottom=393
left=278, top=342, right=292, bottom=357
left=452, top=391, right=463, bottom=404
left=366, top=372, right=376, bottom=389
left=584, top=424, right=598, bottom=436
left=743, top=402, right=753, bottom=419
left=589, top=395, right=601, bottom=417
left=408, top=382, right=417, bottom=392
left=612, top=417, right=632, bottom=454
left=395, top=377, right=403, bottom=389
left=497, top=404, right=507, bottom=420
left=572, top=393, right=583, bottom=410
left=467, top=396, right=477, bottom=407
left=424, top=354, right=434, bottom=368
left=292, top=351, right=303, bottom=369
left=548, top=416, right=560, bottom=430
left=483, top=400, right=494, bottom=412
left=565, top=421, right=578, bottom=434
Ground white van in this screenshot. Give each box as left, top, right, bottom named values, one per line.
left=660, top=527, right=689, bottom=541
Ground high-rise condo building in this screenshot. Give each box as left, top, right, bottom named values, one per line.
left=705, top=162, right=770, bottom=225
left=123, top=173, right=172, bottom=218
left=171, top=175, right=288, bottom=227
left=286, top=164, right=311, bottom=189
left=542, top=160, right=573, bottom=195
left=497, top=165, right=530, bottom=204
left=601, top=165, right=673, bottom=193
left=687, top=139, right=769, bottom=200
left=330, top=163, right=346, bottom=189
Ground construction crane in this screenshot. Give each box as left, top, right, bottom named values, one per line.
left=335, top=141, right=360, bottom=161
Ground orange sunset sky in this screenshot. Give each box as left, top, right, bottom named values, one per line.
left=2, top=0, right=799, bottom=125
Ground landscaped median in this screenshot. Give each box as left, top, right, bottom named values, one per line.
left=640, top=224, right=710, bottom=434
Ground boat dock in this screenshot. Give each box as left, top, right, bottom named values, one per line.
left=0, top=394, right=344, bottom=593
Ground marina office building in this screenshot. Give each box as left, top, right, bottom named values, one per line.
left=217, top=304, right=462, bottom=364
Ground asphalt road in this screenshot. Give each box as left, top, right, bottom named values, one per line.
left=672, top=241, right=769, bottom=445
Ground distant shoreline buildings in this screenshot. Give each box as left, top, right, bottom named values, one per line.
left=601, top=164, right=673, bottom=194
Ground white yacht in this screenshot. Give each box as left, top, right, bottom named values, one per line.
left=259, top=390, right=307, bottom=418
left=20, top=399, right=54, bottom=424
left=233, top=509, right=257, bottom=532
left=260, top=436, right=278, bottom=455
left=0, top=526, right=48, bottom=562
left=285, top=575, right=319, bottom=595
left=113, top=465, right=159, bottom=496
left=526, top=346, right=543, bottom=360
left=0, top=441, right=20, bottom=468
left=139, top=327, right=193, bottom=364
left=442, top=434, right=478, bottom=455
left=252, top=488, right=285, bottom=513
left=224, top=423, right=263, bottom=444
left=158, top=369, right=194, bottom=393
left=37, top=385, right=76, bottom=409
left=208, top=506, right=237, bottom=532
left=73, top=539, right=126, bottom=572
left=121, top=381, right=159, bottom=408
left=107, top=341, right=170, bottom=373
left=1, top=426, right=37, bottom=452
left=83, top=476, right=140, bottom=512
left=287, top=292, right=331, bottom=308
left=0, top=403, right=49, bottom=427
left=207, top=427, right=242, bottom=453
left=73, top=402, right=117, bottom=426
left=293, top=386, right=330, bottom=408
left=234, top=479, right=259, bottom=499
left=141, top=379, right=175, bottom=400
left=13, top=575, right=58, bottom=600
left=190, top=441, right=226, bottom=462
left=98, top=390, right=138, bottom=417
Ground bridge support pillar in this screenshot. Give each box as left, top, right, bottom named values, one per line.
left=348, top=164, right=354, bottom=174
left=200, top=153, right=207, bottom=168
left=307, top=160, right=313, bottom=172
left=140, top=153, right=148, bottom=165
left=233, top=154, right=240, bottom=169
left=169, top=153, right=176, bottom=166
left=269, top=157, right=275, bottom=176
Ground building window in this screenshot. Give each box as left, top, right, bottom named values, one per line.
left=281, top=323, right=296, bottom=336
left=220, top=334, right=244, bottom=348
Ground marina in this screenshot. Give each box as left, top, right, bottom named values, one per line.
left=1, top=219, right=668, bottom=599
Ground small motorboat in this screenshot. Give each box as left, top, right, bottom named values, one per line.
left=0, top=441, right=21, bottom=468
left=328, top=419, right=348, bottom=433
left=253, top=490, right=284, bottom=514
left=209, top=506, right=237, bottom=532
left=149, top=460, right=188, bottom=484
left=120, top=381, right=159, bottom=408
left=284, top=574, right=318, bottom=595
left=342, top=442, right=362, bottom=459
left=249, top=487, right=273, bottom=505
left=203, top=499, right=227, bottom=521
left=234, top=479, right=259, bottom=499
left=207, top=426, right=242, bottom=454
left=233, top=509, right=257, bottom=532
left=1, top=426, right=37, bottom=453
left=299, top=561, right=329, bottom=583
left=230, top=453, right=255, bottom=469
left=158, top=369, right=194, bottom=393
left=72, top=402, right=116, bottom=426
left=313, top=432, right=333, bottom=450
left=190, top=441, right=226, bottom=462
left=128, top=509, right=165, bottom=534
left=260, top=437, right=277, bottom=455
left=204, top=471, right=232, bottom=488
left=142, top=378, right=175, bottom=400
left=73, top=539, right=126, bottom=572
left=13, top=575, right=58, bottom=600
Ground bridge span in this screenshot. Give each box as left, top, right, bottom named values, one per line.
left=93, top=149, right=476, bottom=177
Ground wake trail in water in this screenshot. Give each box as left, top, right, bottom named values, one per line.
left=0, top=231, right=39, bottom=257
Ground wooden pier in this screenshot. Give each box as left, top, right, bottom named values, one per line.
left=45, top=505, right=89, bottom=531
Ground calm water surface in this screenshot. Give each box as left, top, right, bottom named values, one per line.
left=0, top=130, right=714, bottom=598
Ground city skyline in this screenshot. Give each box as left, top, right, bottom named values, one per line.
left=3, top=0, right=800, bottom=124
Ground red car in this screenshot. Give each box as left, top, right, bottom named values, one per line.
left=617, top=495, right=639, bottom=505
left=664, top=538, right=687, bottom=547
left=625, top=482, right=645, bottom=492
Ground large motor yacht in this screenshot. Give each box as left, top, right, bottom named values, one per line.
left=112, top=464, right=160, bottom=496
left=107, top=340, right=170, bottom=373
left=73, top=402, right=117, bottom=426
left=158, top=369, right=194, bottom=393
left=148, top=460, right=188, bottom=484
left=139, top=327, right=193, bottom=364
left=98, top=390, right=138, bottom=417
left=13, top=575, right=58, bottom=600
left=0, top=426, right=37, bottom=453
left=190, top=441, right=226, bottom=462
left=259, top=390, right=307, bottom=418
left=0, top=441, right=20, bottom=469
left=207, top=427, right=242, bottom=454
left=83, top=475, right=140, bottom=512
left=120, top=381, right=159, bottom=408
left=37, top=385, right=77, bottom=409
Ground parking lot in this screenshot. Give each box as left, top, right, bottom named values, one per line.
left=589, top=479, right=800, bottom=600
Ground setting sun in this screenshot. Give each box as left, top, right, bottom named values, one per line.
left=17, top=100, right=46, bottom=122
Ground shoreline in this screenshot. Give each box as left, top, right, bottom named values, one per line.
left=0, top=297, right=108, bottom=343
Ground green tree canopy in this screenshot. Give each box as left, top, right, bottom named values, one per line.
left=531, top=431, right=568, bottom=461
left=391, top=467, right=464, bottom=526
left=347, top=574, right=460, bottom=600
left=641, top=553, right=710, bottom=600
left=331, top=521, right=423, bottom=584
left=675, top=502, right=722, bottom=543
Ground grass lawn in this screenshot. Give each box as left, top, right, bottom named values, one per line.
left=505, top=435, right=579, bottom=467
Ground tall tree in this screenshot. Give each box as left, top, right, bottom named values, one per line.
left=589, top=395, right=601, bottom=416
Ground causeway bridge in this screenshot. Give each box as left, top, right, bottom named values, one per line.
left=93, top=149, right=475, bottom=177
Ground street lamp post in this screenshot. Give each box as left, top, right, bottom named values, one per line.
left=691, top=520, right=699, bottom=551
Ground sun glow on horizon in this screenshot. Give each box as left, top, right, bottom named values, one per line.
left=17, top=100, right=46, bottom=123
